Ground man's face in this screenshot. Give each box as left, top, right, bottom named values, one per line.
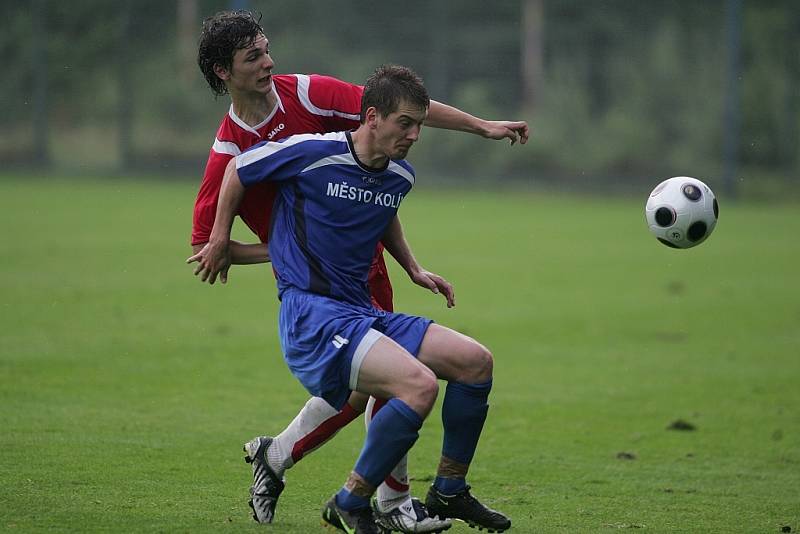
left=220, top=34, right=274, bottom=96
left=373, top=100, right=428, bottom=160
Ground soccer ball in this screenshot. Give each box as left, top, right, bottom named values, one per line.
left=645, top=176, right=719, bottom=249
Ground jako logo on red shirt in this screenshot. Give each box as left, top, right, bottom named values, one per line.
left=267, top=123, right=285, bottom=139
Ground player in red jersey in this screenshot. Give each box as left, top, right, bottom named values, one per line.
left=192, top=10, right=528, bottom=532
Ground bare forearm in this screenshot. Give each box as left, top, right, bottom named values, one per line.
left=382, top=216, right=421, bottom=277
left=192, top=241, right=269, bottom=265
left=426, top=100, right=530, bottom=144
left=229, top=241, right=269, bottom=264
left=426, top=99, right=486, bottom=135
left=382, top=216, right=456, bottom=307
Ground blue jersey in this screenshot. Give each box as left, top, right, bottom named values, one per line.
left=236, top=131, right=415, bottom=307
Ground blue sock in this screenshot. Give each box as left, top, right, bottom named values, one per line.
left=335, top=489, right=370, bottom=511
left=434, top=380, right=492, bottom=495
left=336, top=398, right=422, bottom=511
left=433, top=475, right=467, bottom=495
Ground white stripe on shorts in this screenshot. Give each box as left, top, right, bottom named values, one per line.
left=349, top=328, right=383, bottom=391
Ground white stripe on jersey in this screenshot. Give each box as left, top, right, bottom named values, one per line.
left=235, top=132, right=346, bottom=169
left=212, top=138, right=242, bottom=156
left=301, top=153, right=357, bottom=173
left=388, top=161, right=415, bottom=185
left=303, top=154, right=414, bottom=185
left=295, top=74, right=361, bottom=121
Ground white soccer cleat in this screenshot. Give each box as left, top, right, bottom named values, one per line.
left=373, top=497, right=452, bottom=533
left=243, top=436, right=285, bottom=523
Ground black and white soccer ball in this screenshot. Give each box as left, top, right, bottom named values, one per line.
left=645, top=176, right=719, bottom=249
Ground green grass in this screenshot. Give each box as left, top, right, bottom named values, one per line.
left=1, top=174, right=798, bottom=533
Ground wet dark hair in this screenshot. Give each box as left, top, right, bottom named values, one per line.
left=197, top=10, right=265, bottom=96
left=360, top=65, right=430, bottom=123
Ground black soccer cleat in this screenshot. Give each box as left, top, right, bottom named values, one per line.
left=424, top=485, right=511, bottom=533
left=243, top=436, right=285, bottom=523
left=322, top=496, right=380, bottom=534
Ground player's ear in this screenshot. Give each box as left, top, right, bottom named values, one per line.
left=213, top=63, right=231, bottom=81
left=365, top=107, right=378, bottom=130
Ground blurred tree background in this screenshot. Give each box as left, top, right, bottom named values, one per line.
left=1, top=0, right=798, bottom=198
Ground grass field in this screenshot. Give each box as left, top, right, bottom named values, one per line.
left=1, top=174, right=798, bottom=533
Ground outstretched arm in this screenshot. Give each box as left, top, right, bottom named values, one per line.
left=427, top=100, right=530, bottom=146
left=186, top=159, right=246, bottom=284
left=381, top=215, right=455, bottom=308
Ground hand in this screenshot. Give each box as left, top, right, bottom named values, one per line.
left=186, top=240, right=232, bottom=285
left=410, top=270, right=455, bottom=308
left=481, top=120, right=530, bottom=146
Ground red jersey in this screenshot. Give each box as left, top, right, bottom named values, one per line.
left=192, top=73, right=394, bottom=310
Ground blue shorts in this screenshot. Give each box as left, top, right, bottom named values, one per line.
left=278, top=288, right=433, bottom=410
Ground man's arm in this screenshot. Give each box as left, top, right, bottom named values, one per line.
left=309, top=75, right=528, bottom=144
left=427, top=100, right=530, bottom=146
left=381, top=215, right=455, bottom=308
left=192, top=152, right=269, bottom=266
left=192, top=241, right=269, bottom=265
left=186, top=159, right=246, bottom=284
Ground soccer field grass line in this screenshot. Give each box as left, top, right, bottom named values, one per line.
left=0, top=175, right=798, bottom=532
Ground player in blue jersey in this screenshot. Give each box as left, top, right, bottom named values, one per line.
left=190, top=65, right=511, bottom=534
left=192, top=11, right=530, bottom=532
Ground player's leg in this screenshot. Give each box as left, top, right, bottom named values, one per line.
left=368, top=253, right=450, bottom=531
left=244, top=291, right=386, bottom=524
left=244, top=392, right=368, bottom=523
left=366, top=397, right=410, bottom=511
left=325, top=332, right=439, bottom=533
left=417, top=324, right=511, bottom=532
left=367, top=398, right=452, bottom=534
left=265, top=392, right=368, bottom=476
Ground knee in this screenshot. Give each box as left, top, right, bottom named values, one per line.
left=465, top=343, right=493, bottom=383
left=406, top=366, right=439, bottom=416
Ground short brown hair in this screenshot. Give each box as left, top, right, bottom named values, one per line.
left=360, top=65, right=430, bottom=123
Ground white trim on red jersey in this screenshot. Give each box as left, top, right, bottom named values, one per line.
left=295, top=74, right=361, bottom=121
left=225, top=81, right=285, bottom=137
left=212, top=138, right=242, bottom=156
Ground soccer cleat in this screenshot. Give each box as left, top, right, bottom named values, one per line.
left=243, top=436, right=285, bottom=523
left=373, top=497, right=452, bottom=533
left=424, top=485, right=511, bottom=533
left=322, top=496, right=380, bottom=534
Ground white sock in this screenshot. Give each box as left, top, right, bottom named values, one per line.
left=267, top=396, right=339, bottom=477
left=376, top=454, right=411, bottom=511
left=365, top=396, right=412, bottom=512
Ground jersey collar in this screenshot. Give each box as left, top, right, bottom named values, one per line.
left=227, top=81, right=285, bottom=137
left=345, top=131, right=389, bottom=173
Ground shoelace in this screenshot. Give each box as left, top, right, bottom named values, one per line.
left=411, top=499, right=428, bottom=521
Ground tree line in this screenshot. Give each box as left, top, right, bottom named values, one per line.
left=1, top=0, right=797, bottom=197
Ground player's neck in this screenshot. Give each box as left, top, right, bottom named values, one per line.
left=350, top=127, right=389, bottom=169
left=230, top=90, right=278, bottom=128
